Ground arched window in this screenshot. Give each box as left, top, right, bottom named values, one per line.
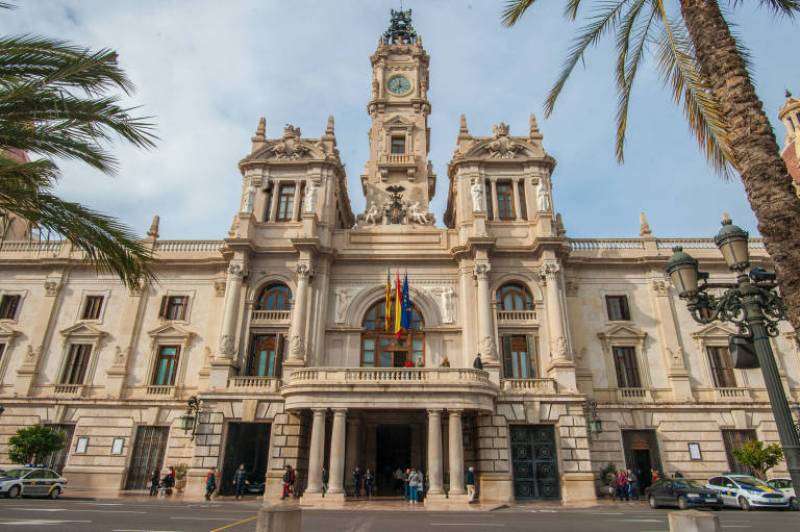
left=360, top=299, right=424, bottom=367
left=255, top=283, right=292, bottom=311
left=496, top=283, right=534, bottom=311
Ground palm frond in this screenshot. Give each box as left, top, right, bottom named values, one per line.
left=730, top=0, right=800, bottom=16
left=652, top=2, right=734, bottom=177
left=565, top=0, right=585, bottom=19
left=615, top=0, right=658, bottom=162
left=544, top=0, right=634, bottom=116
left=501, top=0, right=539, bottom=27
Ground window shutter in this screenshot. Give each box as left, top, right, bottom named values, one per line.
left=526, top=335, right=535, bottom=378
left=620, top=296, right=631, bottom=320
left=158, top=296, right=168, bottom=318
left=501, top=335, right=513, bottom=378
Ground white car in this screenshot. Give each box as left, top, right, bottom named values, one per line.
left=706, top=474, right=790, bottom=511
left=767, top=478, right=798, bottom=510
left=0, top=467, right=67, bottom=499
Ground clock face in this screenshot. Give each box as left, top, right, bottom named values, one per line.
left=387, top=75, right=411, bottom=95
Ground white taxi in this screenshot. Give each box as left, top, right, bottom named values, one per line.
left=706, top=474, right=790, bottom=511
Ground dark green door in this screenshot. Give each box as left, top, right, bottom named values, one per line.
left=511, top=425, right=560, bottom=500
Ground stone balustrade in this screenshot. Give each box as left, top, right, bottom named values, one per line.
left=227, top=376, right=281, bottom=392
left=500, top=378, right=557, bottom=394
left=569, top=237, right=765, bottom=252
left=617, top=387, right=652, bottom=403
left=496, top=309, right=537, bottom=323
left=146, top=385, right=176, bottom=397
left=715, top=387, right=752, bottom=402
left=154, top=240, right=224, bottom=253
left=290, top=367, right=490, bottom=384
left=379, top=153, right=416, bottom=166
left=53, top=384, right=83, bottom=396
left=250, top=309, right=291, bottom=325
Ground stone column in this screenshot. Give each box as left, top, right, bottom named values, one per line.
left=345, top=416, right=361, bottom=493
left=448, top=410, right=466, bottom=496
left=490, top=179, right=499, bottom=221
left=291, top=180, right=302, bottom=221
left=218, top=262, right=245, bottom=357
left=511, top=178, right=522, bottom=221
left=327, top=408, right=347, bottom=499
left=426, top=409, right=444, bottom=497
left=304, top=408, right=327, bottom=495
left=541, top=258, right=578, bottom=392
left=474, top=263, right=497, bottom=363
left=459, top=264, right=475, bottom=367
left=287, top=263, right=311, bottom=363
left=269, top=180, right=280, bottom=222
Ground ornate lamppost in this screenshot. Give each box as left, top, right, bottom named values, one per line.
left=178, top=396, right=204, bottom=441
left=665, top=215, right=800, bottom=495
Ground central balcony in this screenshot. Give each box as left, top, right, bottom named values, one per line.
left=282, top=367, right=497, bottom=412
left=250, top=309, right=291, bottom=326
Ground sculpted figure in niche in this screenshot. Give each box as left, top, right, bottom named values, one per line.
left=537, top=184, right=551, bottom=212
left=470, top=177, right=485, bottom=212
left=334, top=288, right=353, bottom=323
left=303, top=183, right=318, bottom=214
left=242, top=182, right=256, bottom=213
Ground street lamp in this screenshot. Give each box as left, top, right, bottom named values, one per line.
left=0, top=405, right=5, bottom=417
left=585, top=399, right=603, bottom=438
left=665, top=214, right=800, bottom=497
left=178, top=396, right=203, bottom=440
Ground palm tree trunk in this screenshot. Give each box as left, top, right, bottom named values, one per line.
left=679, top=0, right=800, bottom=333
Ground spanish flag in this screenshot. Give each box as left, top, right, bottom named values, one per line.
left=384, top=270, right=392, bottom=332
left=394, top=270, right=403, bottom=336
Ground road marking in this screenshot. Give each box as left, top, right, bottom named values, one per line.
left=2, top=520, right=92, bottom=526
left=430, top=524, right=506, bottom=527
left=619, top=519, right=664, bottom=523
left=210, top=515, right=258, bottom=532
left=171, top=516, right=240, bottom=521
left=113, top=529, right=181, bottom=532
left=722, top=527, right=752, bottom=529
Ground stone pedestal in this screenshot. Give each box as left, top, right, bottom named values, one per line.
left=561, top=472, right=598, bottom=505
left=256, top=503, right=302, bottom=532
left=476, top=472, right=513, bottom=503
left=668, top=510, right=719, bottom=532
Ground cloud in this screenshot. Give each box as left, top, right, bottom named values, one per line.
left=2, top=0, right=795, bottom=239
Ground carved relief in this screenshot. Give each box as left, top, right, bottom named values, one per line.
left=267, top=125, right=311, bottom=160
left=552, top=336, right=569, bottom=359
left=470, top=177, right=485, bottom=212
left=427, top=286, right=455, bottom=324
left=218, top=334, right=235, bottom=355
left=478, top=335, right=496, bottom=358
left=228, top=263, right=245, bottom=278
left=44, top=279, right=61, bottom=297
left=334, top=287, right=355, bottom=324
left=651, top=279, right=669, bottom=296
left=537, top=184, right=552, bottom=212
left=565, top=279, right=578, bottom=297
left=539, top=260, right=560, bottom=280
left=485, top=123, right=526, bottom=159
left=289, top=334, right=305, bottom=358
left=214, top=280, right=226, bottom=297
left=296, top=263, right=312, bottom=279
left=303, top=183, right=319, bottom=214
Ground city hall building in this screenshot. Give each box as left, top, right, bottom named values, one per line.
left=1, top=11, right=798, bottom=506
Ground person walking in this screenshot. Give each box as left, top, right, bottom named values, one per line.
left=322, top=466, right=329, bottom=496
left=627, top=469, right=638, bottom=500
left=233, top=464, right=247, bottom=500
left=204, top=467, right=217, bottom=501
left=162, top=467, right=175, bottom=497
left=281, top=465, right=295, bottom=500
left=393, top=467, right=404, bottom=495
left=149, top=469, right=160, bottom=497
left=473, top=353, right=483, bottom=370
left=615, top=470, right=629, bottom=501
left=408, top=469, right=421, bottom=505
left=403, top=468, right=411, bottom=501
left=651, top=468, right=660, bottom=483
left=364, top=468, right=374, bottom=498
left=466, top=466, right=476, bottom=503
left=352, top=466, right=363, bottom=497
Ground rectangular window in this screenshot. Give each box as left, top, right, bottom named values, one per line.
left=152, top=345, right=180, bottom=385
left=605, top=295, right=631, bottom=321
left=247, top=334, right=285, bottom=377
left=0, top=294, right=21, bottom=320
left=159, top=295, right=188, bottom=321
left=502, top=335, right=535, bottom=379
left=707, top=346, right=737, bottom=388
left=276, top=184, right=296, bottom=222
left=81, top=295, right=104, bottom=320
left=496, top=181, right=515, bottom=220
left=61, top=344, right=92, bottom=385
left=517, top=181, right=528, bottom=220
left=390, top=136, right=405, bottom=154
left=612, top=346, right=641, bottom=388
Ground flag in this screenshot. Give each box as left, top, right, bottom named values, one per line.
left=384, top=270, right=392, bottom=332
left=400, top=272, right=412, bottom=331
left=394, top=270, right=403, bottom=336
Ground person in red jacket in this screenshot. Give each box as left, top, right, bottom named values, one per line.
left=281, top=465, right=295, bottom=500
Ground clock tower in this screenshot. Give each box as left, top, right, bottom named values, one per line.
left=358, top=9, right=436, bottom=226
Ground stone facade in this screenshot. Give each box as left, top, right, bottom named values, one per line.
left=0, top=10, right=798, bottom=507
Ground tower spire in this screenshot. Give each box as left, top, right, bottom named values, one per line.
left=458, top=114, right=470, bottom=142
left=251, top=117, right=267, bottom=153
left=529, top=113, right=543, bottom=140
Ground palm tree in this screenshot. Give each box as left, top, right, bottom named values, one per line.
left=0, top=33, right=157, bottom=288
left=502, top=0, right=800, bottom=333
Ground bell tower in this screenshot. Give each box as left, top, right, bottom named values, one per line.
left=358, top=9, right=436, bottom=226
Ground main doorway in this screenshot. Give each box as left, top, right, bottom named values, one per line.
left=510, top=425, right=560, bottom=500
left=375, top=425, right=411, bottom=496
left=622, top=430, right=663, bottom=491
left=125, top=426, right=169, bottom=490
left=220, top=422, right=271, bottom=495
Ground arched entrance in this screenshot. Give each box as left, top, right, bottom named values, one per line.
left=360, top=299, right=425, bottom=367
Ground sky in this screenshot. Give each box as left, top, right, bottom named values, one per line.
left=3, top=0, right=798, bottom=239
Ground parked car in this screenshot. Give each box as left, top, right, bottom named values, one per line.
left=766, top=478, right=798, bottom=510
left=645, top=479, right=722, bottom=510
left=245, top=477, right=265, bottom=495
left=706, top=474, right=790, bottom=511
left=0, top=467, right=67, bottom=499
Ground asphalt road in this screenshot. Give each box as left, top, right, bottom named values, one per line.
left=0, top=498, right=798, bottom=531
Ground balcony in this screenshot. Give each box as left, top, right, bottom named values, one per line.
left=496, top=310, right=538, bottom=324
left=715, top=387, right=752, bottom=402
left=616, top=387, right=652, bottom=403
left=282, top=367, right=497, bottom=412
left=146, top=385, right=176, bottom=397
left=378, top=154, right=416, bottom=167
left=226, top=376, right=281, bottom=392
left=500, top=378, right=557, bottom=395
left=250, top=309, right=291, bottom=326
left=53, top=384, right=84, bottom=397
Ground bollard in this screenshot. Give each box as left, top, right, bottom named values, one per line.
left=668, top=510, right=720, bottom=532
left=255, top=503, right=302, bottom=532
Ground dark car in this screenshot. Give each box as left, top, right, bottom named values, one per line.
left=646, top=479, right=722, bottom=510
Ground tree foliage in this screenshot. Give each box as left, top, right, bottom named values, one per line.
left=0, top=15, right=158, bottom=288
left=732, top=440, right=784, bottom=480
left=7, top=425, right=66, bottom=465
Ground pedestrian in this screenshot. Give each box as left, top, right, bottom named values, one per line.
left=364, top=468, right=374, bottom=498
left=615, top=470, right=629, bottom=501
left=281, top=465, right=295, bottom=500
left=393, top=467, right=404, bottom=495
left=627, top=469, right=638, bottom=500
left=322, top=466, right=329, bottom=496
left=162, top=467, right=175, bottom=497
left=149, top=469, right=160, bottom=497
left=233, top=464, right=247, bottom=500
left=352, top=466, right=363, bottom=497
left=473, top=353, right=483, bottom=370
left=466, top=466, right=476, bottom=503
left=205, top=467, right=217, bottom=501
left=651, top=468, right=660, bottom=483
left=403, top=358, right=414, bottom=368
left=404, top=468, right=411, bottom=501
left=440, top=356, right=450, bottom=368
left=408, top=469, right=421, bottom=505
